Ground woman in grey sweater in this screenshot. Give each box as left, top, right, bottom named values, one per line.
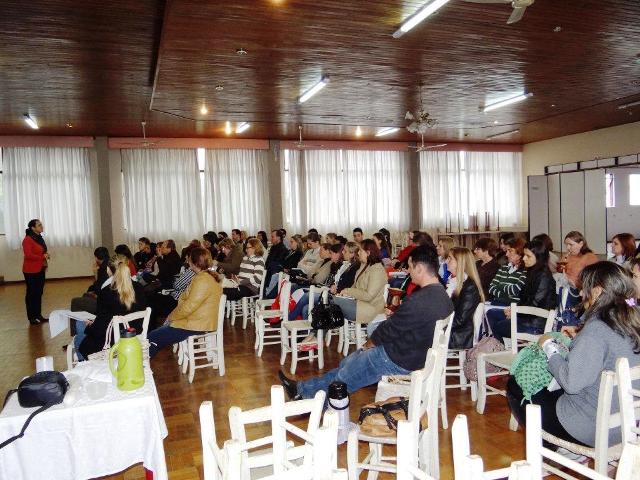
left=507, top=261, right=640, bottom=448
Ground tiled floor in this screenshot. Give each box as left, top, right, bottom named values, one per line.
left=0, top=278, right=527, bottom=479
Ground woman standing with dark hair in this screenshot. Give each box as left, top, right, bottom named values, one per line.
left=22, top=219, right=50, bottom=325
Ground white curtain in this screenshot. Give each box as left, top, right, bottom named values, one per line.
left=419, top=150, right=523, bottom=231
left=204, top=149, right=270, bottom=232
left=3, top=147, right=95, bottom=249
left=122, top=149, right=204, bottom=243
left=281, top=149, right=410, bottom=233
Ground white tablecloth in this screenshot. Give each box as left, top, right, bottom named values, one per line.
left=0, top=361, right=168, bottom=480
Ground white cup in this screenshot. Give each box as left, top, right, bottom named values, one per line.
left=86, top=382, right=107, bottom=400
left=35, top=356, right=54, bottom=372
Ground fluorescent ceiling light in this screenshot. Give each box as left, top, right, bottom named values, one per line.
left=393, top=0, right=451, bottom=38
left=486, top=129, right=520, bottom=140
left=298, top=76, right=329, bottom=103
left=236, top=122, right=250, bottom=134
left=24, top=114, right=39, bottom=129
left=483, top=93, right=533, bottom=112
left=618, top=99, right=640, bottom=110
left=375, top=127, right=399, bottom=137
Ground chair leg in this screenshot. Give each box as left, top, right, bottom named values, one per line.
left=242, top=298, right=248, bottom=330
left=257, top=320, right=264, bottom=357
left=342, top=323, right=350, bottom=356
left=290, top=329, right=298, bottom=375
left=217, top=336, right=225, bottom=377
left=346, top=429, right=360, bottom=480
left=440, top=375, right=448, bottom=430
left=471, top=381, right=478, bottom=403
left=337, top=327, right=344, bottom=353
left=509, top=414, right=518, bottom=431
left=325, top=328, right=332, bottom=347
left=254, top=316, right=260, bottom=350
left=366, top=443, right=381, bottom=480
left=280, top=326, right=288, bottom=366
left=476, top=354, right=487, bottom=414
left=355, top=323, right=364, bottom=349
left=317, top=330, right=324, bottom=370
left=230, top=301, right=236, bottom=326
left=188, top=338, right=196, bottom=383
left=181, top=341, right=189, bottom=374
left=459, top=351, right=468, bottom=391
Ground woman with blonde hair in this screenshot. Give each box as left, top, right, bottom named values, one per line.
left=437, top=236, right=455, bottom=283
left=446, top=247, right=484, bottom=349
left=78, top=254, right=147, bottom=359
left=223, top=238, right=266, bottom=301
left=148, top=247, right=223, bottom=358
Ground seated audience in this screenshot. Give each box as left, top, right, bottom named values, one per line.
left=630, top=257, right=640, bottom=299
left=373, top=232, right=391, bottom=260
left=325, top=233, right=338, bottom=245
left=134, top=237, right=152, bottom=271
left=446, top=247, right=484, bottom=350
left=488, top=237, right=527, bottom=305
left=610, top=232, right=636, bottom=268
left=436, top=236, right=455, bottom=283
left=148, top=263, right=197, bottom=330
left=278, top=245, right=453, bottom=400
left=257, top=231, right=269, bottom=249
left=202, top=232, right=219, bottom=260
left=280, top=228, right=291, bottom=249
left=392, top=230, right=419, bottom=268
left=217, top=231, right=228, bottom=240
left=215, top=238, right=244, bottom=277
left=155, top=240, right=182, bottom=288
left=532, top=233, right=558, bottom=273
left=353, top=227, right=364, bottom=244
left=148, top=248, right=223, bottom=358
left=496, top=232, right=516, bottom=267
left=77, top=255, right=147, bottom=360
left=473, top=237, right=500, bottom=298
left=115, top=244, right=137, bottom=276
left=70, top=247, right=111, bottom=315
left=333, top=239, right=387, bottom=329
left=507, top=261, right=640, bottom=448
left=305, top=243, right=334, bottom=286
left=490, top=239, right=557, bottom=342
left=264, top=229, right=289, bottom=290
left=561, top=231, right=599, bottom=287
left=223, top=238, right=266, bottom=301
left=332, top=241, right=361, bottom=294
left=297, top=232, right=322, bottom=276
left=282, top=234, right=304, bottom=273
left=180, top=239, right=201, bottom=264
left=231, top=229, right=242, bottom=244
left=336, top=235, right=348, bottom=246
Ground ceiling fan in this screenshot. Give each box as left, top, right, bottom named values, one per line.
left=461, top=0, right=534, bottom=24
left=409, top=133, right=448, bottom=152
left=293, top=125, right=326, bottom=149
left=119, top=121, right=164, bottom=148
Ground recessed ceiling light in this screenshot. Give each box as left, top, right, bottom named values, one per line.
left=551, top=104, right=556, bottom=107
left=66, top=123, right=73, bottom=128
left=236, top=122, right=250, bottom=134
left=298, top=76, right=329, bottom=103
left=483, top=93, right=533, bottom=113
left=486, top=129, right=520, bottom=140
left=225, top=121, right=232, bottom=135
left=493, top=120, right=499, bottom=124
left=355, top=126, right=362, bottom=137
left=23, top=114, right=38, bottom=129
left=215, top=85, right=224, bottom=91
left=554, top=26, right=562, bottom=32
left=375, top=127, right=399, bottom=137
left=236, top=48, right=247, bottom=55
left=393, top=0, right=451, bottom=38
left=200, top=105, right=208, bottom=115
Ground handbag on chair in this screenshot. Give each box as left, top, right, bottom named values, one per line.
left=311, top=295, right=344, bottom=330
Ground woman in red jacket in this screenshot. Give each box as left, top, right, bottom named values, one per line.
left=22, top=219, right=50, bottom=325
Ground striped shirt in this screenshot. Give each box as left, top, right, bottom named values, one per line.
left=171, top=268, right=196, bottom=301
left=238, top=255, right=265, bottom=294
left=488, top=263, right=527, bottom=303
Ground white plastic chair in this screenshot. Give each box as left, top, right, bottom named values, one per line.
left=66, top=307, right=151, bottom=369
left=177, top=294, right=227, bottom=382
left=347, top=345, right=447, bottom=480
left=227, top=386, right=326, bottom=480
left=341, top=284, right=389, bottom=356
left=443, top=303, right=484, bottom=403
left=280, top=285, right=327, bottom=374
left=615, top=357, right=640, bottom=446
left=255, top=281, right=292, bottom=357
left=476, top=304, right=555, bottom=430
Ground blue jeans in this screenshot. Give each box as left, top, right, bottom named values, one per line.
left=333, top=296, right=357, bottom=321
left=148, top=325, right=204, bottom=358
left=288, top=291, right=321, bottom=320
left=265, top=275, right=279, bottom=299
left=297, top=346, right=410, bottom=399
left=73, top=320, right=88, bottom=361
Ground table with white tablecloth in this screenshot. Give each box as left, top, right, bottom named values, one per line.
left=0, top=361, right=168, bottom=480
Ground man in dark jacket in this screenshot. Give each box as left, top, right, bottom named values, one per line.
left=279, top=245, right=453, bottom=400
left=263, top=230, right=289, bottom=294
left=156, top=240, right=182, bottom=288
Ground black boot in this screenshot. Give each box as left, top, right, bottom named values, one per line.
left=278, top=370, right=300, bottom=400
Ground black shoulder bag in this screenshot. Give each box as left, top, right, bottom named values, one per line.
left=311, top=295, right=345, bottom=330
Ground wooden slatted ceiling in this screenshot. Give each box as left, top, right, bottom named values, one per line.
left=0, top=0, right=639, bottom=143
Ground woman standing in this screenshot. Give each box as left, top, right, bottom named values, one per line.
left=22, top=219, right=50, bottom=325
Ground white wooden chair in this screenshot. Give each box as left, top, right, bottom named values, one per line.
left=199, top=392, right=347, bottom=480
left=341, top=284, right=389, bottom=356
left=280, top=285, right=327, bottom=374
left=228, top=386, right=326, bottom=480
left=347, top=345, right=446, bottom=480
left=476, top=304, right=555, bottom=430
left=228, top=272, right=268, bottom=330
left=176, top=294, right=227, bottom=382
left=66, top=307, right=151, bottom=369
left=255, top=280, right=292, bottom=357
left=443, top=303, right=484, bottom=403
left=615, top=357, right=640, bottom=446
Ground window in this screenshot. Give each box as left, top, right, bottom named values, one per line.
left=606, top=173, right=616, bottom=208
left=629, top=174, right=640, bottom=206
left=0, top=151, right=4, bottom=234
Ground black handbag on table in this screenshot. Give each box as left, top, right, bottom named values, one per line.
left=311, top=296, right=345, bottom=330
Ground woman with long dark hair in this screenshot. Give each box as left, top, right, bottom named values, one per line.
left=610, top=233, right=636, bottom=269
left=22, top=219, right=50, bottom=325
left=507, top=262, right=640, bottom=449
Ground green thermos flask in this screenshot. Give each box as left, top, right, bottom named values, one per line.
left=108, top=328, right=145, bottom=391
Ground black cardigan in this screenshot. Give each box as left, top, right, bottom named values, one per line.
left=336, top=261, right=360, bottom=292
left=282, top=250, right=304, bottom=270
left=519, top=267, right=557, bottom=310
left=449, top=278, right=482, bottom=350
